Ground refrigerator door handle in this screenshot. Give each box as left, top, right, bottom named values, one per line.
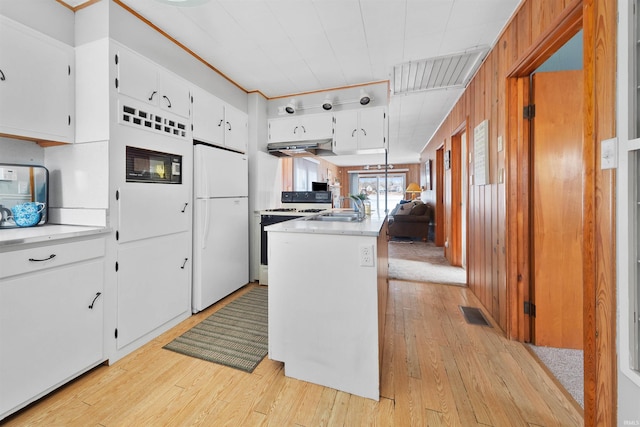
left=202, top=199, right=210, bottom=249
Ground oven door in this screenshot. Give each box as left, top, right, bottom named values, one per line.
left=260, top=214, right=300, bottom=266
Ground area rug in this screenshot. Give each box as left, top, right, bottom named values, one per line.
left=388, top=240, right=466, bottom=286
left=163, top=286, right=268, bottom=373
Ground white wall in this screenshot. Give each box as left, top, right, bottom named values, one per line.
left=0, top=0, right=74, bottom=45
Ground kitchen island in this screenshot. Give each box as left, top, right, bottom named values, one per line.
left=266, top=212, right=388, bottom=401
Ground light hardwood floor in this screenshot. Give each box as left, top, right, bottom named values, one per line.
left=3, top=280, right=583, bottom=426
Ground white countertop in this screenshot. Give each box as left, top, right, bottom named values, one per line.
left=265, top=211, right=387, bottom=237
left=0, top=224, right=111, bottom=248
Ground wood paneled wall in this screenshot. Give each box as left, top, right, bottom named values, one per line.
left=420, top=0, right=616, bottom=423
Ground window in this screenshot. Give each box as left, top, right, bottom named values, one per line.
left=293, top=158, right=319, bottom=191
left=350, top=172, right=405, bottom=214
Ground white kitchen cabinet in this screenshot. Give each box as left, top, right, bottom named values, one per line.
left=0, top=237, right=105, bottom=420
left=333, top=107, right=387, bottom=154
left=268, top=113, right=334, bottom=143
left=116, top=183, right=190, bottom=243
left=115, top=44, right=191, bottom=119
left=192, top=86, right=248, bottom=152
left=116, top=232, right=191, bottom=350
left=0, top=16, right=74, bottom=144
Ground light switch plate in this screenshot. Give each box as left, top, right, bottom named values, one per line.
left=497, top=136, right=503, bottom=152
left=601, top=137, right=618, bottom=170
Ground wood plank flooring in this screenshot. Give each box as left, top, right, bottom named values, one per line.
left=3, top=280, right=583, bottom=426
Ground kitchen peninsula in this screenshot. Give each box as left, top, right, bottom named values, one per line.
left=266, top=212, right=388, bottom=401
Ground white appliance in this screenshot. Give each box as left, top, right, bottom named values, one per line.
left=192, top=143, right=249, bottom=313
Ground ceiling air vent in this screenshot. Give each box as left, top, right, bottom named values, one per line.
left=391, top=47, right=489, bottom=95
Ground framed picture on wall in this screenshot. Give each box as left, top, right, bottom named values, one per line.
left=425, top=159, right=432, bottom=190
left=444, top=150, right=451, bottom=170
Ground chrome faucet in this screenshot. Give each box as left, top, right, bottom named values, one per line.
left=349, top=195, right=366, bottom=221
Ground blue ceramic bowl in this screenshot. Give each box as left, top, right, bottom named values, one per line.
left=11, top=202, right=45, bottom=227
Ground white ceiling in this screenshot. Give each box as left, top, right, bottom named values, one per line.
left=65, top=0, right=522, bottom=166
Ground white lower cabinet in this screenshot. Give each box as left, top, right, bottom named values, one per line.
left=116, top=232, right=191, bottom=350
left=0, top=237, right=105, bottom=420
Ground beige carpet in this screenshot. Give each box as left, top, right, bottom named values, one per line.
left=388, top=240, right=466, bottom=286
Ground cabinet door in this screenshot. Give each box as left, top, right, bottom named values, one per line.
left=192, top=87, right=224, bottom=145
left=358, top=107, right=386, bottom=151
left=268, top=116, right=302, bottom=142
left=117, top=183, right=190, bottom=243
left=116, top=46, right=158, bottom=107
left=116, top=233, right=191, bottom=349
left=224, top=105, right=248, bottom=152
left=158, top=70, right=191, bottom=118
left=297, top=114, right=334, bottom=140
left=333, top=110, right=359, bottom=153
left=0, top=17, right=73, bottom=143
left=0, top=259, right=104, bottom=417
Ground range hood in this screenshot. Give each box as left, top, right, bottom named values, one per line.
left=266, top=138, right=335, bottom=157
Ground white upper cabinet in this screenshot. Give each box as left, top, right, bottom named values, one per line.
left=115, top=45, right=191, bottom=119
left=0, top=16, right=74, bottom=143
left=333, top=107, right=387, bottom=154
left=192, top=85, right=248, bottom=153
left=223, top=103, right=248, bottom=153
left=268, top=114, right=334, bottom=143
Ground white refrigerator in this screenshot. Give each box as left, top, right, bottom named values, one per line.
left=192, top=143, right=249, bottom=313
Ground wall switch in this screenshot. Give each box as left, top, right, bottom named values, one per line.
left=601, top=137, right=618, bottom=170
left=497, top=135, right=504, bottom=152
left=359, top=245, right=375, bottom=267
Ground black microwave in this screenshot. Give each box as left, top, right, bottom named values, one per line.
left=126, top=146, right=182, bottom=184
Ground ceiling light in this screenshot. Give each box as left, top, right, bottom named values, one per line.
left=359, top=90, right=371, bottom=106
left=322, top=97, right=333, bottom=111
left=285, top=99, right=296, bottom=114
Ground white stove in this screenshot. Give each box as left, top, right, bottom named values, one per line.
left=259, top=191, right=334, bottom=284
left=260, top=191, right=333, bottom=216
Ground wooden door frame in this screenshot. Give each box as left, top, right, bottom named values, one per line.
left=450, top=121, right=468, bottom=267
left=505, top=0, right=615, bottom=424
left=435, top=146, right=445, bottom=247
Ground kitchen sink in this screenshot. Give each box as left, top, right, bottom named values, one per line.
left=306, top=211, right=362, bottom=222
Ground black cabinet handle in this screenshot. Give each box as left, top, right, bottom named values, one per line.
left=88, top=292, right=102, bottom=309
left=181, top=258, right=188, bottom=269
left=0, top=69, right=5, bottom=81
left=181, top=202, right=188, bottom=213
left=293, top=126, right=298, bottom=134
left=28, top=254, right=56, bottom=262
left=163, top=95, right=172, bottom=108
left=300, top=125, right=306, bottom=133
left=352, top=129, right=357, bottom=137
left=218, top=119, right=224, bottom=127
left=361, top=128, right=367, bottom=136
left=226, top=121, right=231, bottom=131
left=149, top=90, right=157, bottom=101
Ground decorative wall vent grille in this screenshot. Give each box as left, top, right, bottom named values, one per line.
left=392, top=47, right=489, bottom=95
left=120, top=103, right=188, bottom=139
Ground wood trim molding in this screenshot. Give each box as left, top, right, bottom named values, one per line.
left=507, top=0, right=583, bottom=77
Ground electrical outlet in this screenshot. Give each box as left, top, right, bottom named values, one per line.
left=359, top=245, right=375, bottom=267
